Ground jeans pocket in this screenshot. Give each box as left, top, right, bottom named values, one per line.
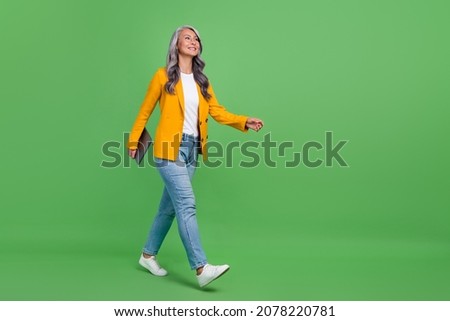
left=177, top=146, right=189, bottom=164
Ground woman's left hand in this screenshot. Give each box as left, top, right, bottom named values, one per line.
left=246, top=117, right=264, bottom=132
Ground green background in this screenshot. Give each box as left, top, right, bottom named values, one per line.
left=1, top=0, right=449, bottom=300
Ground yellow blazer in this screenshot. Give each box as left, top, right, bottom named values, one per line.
left=128, top=67, right=248, bottom=161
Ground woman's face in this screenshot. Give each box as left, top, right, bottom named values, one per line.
left=177, top=29, right=200, bottom=57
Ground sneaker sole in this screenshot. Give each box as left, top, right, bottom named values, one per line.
left=200, top=266, right=230, bottom=288
left=138, top=259, right=168, bottom=277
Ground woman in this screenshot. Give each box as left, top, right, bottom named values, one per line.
left=128, top=25, right=264, bottom=288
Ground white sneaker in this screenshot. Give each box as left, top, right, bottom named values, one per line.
left=196, top=264, right=230, bottom=287
left=139, top=254, right=168, bottom=276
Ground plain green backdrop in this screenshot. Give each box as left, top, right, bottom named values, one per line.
left=1, top=0, right=449, bottom=300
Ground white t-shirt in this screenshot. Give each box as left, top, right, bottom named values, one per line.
left=180, top=72, right=199, bottom=136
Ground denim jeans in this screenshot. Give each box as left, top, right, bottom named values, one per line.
left=142, top=133, right=207, bottom=270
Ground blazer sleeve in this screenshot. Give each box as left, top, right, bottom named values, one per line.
left=207, top=83, right=248, bottom=132
left=127, top=69, right=163, bottom=149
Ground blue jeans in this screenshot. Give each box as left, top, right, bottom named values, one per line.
left=143, top=133, right=207, bottom=270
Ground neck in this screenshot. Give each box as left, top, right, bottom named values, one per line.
left=178, top=54, right=193, bottom=74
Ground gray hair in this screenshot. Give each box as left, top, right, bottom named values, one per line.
left=165, top=25, right=211, bottom=100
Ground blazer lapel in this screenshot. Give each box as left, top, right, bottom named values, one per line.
left=175, top=80, right=185, bottom=113
left=176, top=78, right=207, bottom=119
left=196, top=84, right=207, bottom=121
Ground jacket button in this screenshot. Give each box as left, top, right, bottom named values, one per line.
left=201, top=138, right=204, bottom=142
left=205, top=118, right=208, bottom=123
left=199, top=121, right=202, bottom=125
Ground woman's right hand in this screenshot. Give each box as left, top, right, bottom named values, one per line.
left=128, top=149, right=137, bottom=159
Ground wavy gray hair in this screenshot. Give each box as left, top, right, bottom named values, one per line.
left=165, top=25, right=211, bottom=100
